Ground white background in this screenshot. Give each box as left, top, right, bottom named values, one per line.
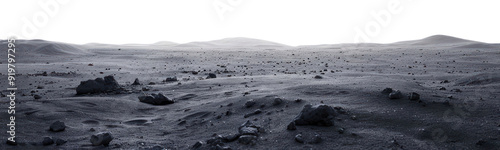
left=1, top=0, right=499, bottom=46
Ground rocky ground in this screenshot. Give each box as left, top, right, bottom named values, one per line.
left=0, top=36, right=499, bottom=149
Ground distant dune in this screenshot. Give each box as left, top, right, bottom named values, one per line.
left=394, top=35, right=478, bottom=45
left=1, top=40, right=89, bottom=55
left=454, top=43, right=498, bottom=49
left=174, top=37, right=291, bottom=48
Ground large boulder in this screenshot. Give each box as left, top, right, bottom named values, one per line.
left=90, top=132, right=113, bottom=146
left=49, top=121, right=66, bottom=132
left=389, top=90, right=403, bottom=99
left=76, top=75, right=120, bottom=95
left=292, top=104, right=337, bottom=126
left=138, top=93, right=174, bottom=105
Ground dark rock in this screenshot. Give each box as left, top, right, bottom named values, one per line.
left=293, top=104, right=337, bottom=126
left=245, top=99, right=256, bottom=108
left=244, top=109, right=262, bottom=118
left=206, top=135, right=224, bottom=147
left=295, top=99, right=303, bottom=103
left=389, top=90, right=403, bottom=99
left=438, top=87, right=447, bottom=90
left=272, top=97, right=283, bottom=106
left=166, top=76, right=178, bottom=82
left=294, top=134, right=304, bottom=143
left=338, top=128, right=345, bottom=134
left=55, top=138, right=67, bottom=146
left=42, top=137, right=54, bottom=145
left=132, top=78, right=141, bottom=85
left=238, top=135, right=257, bottom=145
left=90, top=132, right=113, bottom=146
left=192, top=141, right=203, bottom=149
left=207, top=73, right=217, bottom=79
left=311, top=134, right=322, bottom=144
left=476, top=140, right=487, bottom=146
left=409, top=92, right=420, bottom=101
left=222, top=134, right=240, bottom=142
left=49, top=121, right=66, bottom=132
left=33, top=94, right=42, bottom=99
left=138, top=93, right=174, bottom=105
left=286, top=122, right=297, bottom=130
left=37, top=86, right=44, bottom=89
left=333, top=106, right=347, bottom=114
left=6, top=139, right=17, bottom=146
left=76, top=75, right=120, bottom=95
left=381, top=88, right=393, bottom=94
left=146, top=146, right=164, bottom=150
left=314, top=75, right=323, bottom=79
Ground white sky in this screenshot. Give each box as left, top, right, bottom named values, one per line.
left=1, top=0, right=499, bottom=46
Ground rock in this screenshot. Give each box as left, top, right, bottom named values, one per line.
left=381, top=88, right=393, bottom=94
left=286, top=122, right=297, bottom=130
left=90, top=132, right=113, bottom=146
left=311, top=134, right=322, bottom=144
left=192, top=141, right=203, bottom=149
left=338, top=128, right=345, bottom=134
left=37, top=86, right=45, bottom=89
left=33, top=94, right=42, bottom=99
left=42, top=137, right=54, bottom=145
left=55, top=138, right=67, bottom=146
left=207, top=73, right=217, bottom=79
left=76, top=75, right=120, bottom=95
left=293, top=104, right=337, bottom=126
left=272, top=97, right=283, bottom=106
left=238, top=135, right=257, bottom=145
left=239, top=126, right=259, bottom=136
left=438, top=87, right=447, bottom=90
left=49, top=121, right=66, bottom=132
left=138, top=93, right=174, bottom=105
left=333, top=106, right=347, bottom=114
left=245, top=99, right=256, bottom=108
left=238, top=120, right=260, bottom=136
left=294, top=134, right=304, bottom=143
left=146, top=146, right=164, bottom=150
left=206, top=135, right=224, bottom=147
left=222, top=134, right=240, bottom=142
left=132, top=78, right=141, bottom=85
left=295, top=99, right=303, bottom=103
left=389, top=90, right=403, bottom=99
left=166, top=76, right=178, bottom=82
left=244, top=109, right=262, bottom=118
left=6, top=139, right=17, bottom=146
left=314, top=75, right=323, bottom=79
left=409, top=92, right=420, bottom=101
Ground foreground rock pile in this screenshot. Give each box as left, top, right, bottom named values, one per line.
left=291, top=104, right=337, bottom=127
left=138, top=93, right=175, bottom=105
left=192, top=120, right=264, bottom=149
left=76, top=75, right=121, bottom=95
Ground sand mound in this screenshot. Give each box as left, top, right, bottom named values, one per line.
left=455, top=73, right=500, bottom=86
left=10, top=40, right=90, bottom=55
left=175, top=37, right=291, bottom=48
left=454, top=43, right=497, bottom=49
left=395, top=35, right=476, bottom=45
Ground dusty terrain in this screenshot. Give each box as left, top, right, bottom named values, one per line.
left=0, top=35, right=499, bottom=149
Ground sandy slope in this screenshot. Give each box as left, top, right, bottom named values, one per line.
left=0, top=35, right=499, bottom=149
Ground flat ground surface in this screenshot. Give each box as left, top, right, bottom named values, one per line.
left=0, top=41, right=499, bottom=149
